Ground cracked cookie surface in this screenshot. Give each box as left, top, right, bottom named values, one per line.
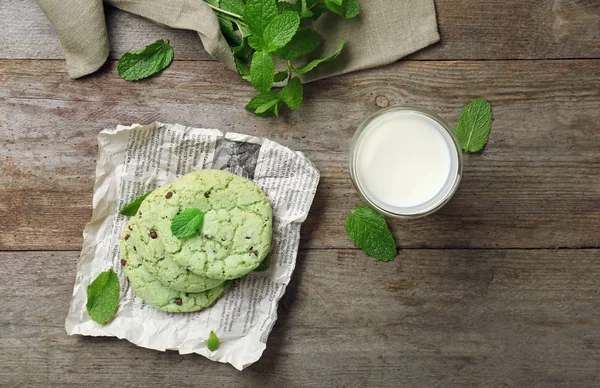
left=133, top=169, right=273, bottom=281
left=124, top=218, right=224, bottom=293
left=120, top=218, right=230, bottom=313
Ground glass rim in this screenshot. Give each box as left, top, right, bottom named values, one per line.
left=349, top=106, right=463, bottom=219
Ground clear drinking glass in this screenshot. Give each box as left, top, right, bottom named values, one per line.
left=349, top=106, right=463, bottom=219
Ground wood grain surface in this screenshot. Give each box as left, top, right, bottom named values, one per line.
left=1, top=59, right=599, bottom=250
left=1, top=250, right=599, bottom=387
left=1, top=0, right=599, bottom=387
left=2, top=0, right=599, bottom=61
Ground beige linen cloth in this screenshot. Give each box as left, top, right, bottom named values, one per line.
left=35, top=0, right=439, bottom=80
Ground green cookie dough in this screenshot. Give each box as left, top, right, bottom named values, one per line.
left=134, top=169, right=273, bottom=281
left=125, top=219, right=224, bottom=293
left=120, top=219, right=230, bottom=313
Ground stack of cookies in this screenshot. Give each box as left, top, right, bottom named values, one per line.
left=119, top=170, right=273, bottom=313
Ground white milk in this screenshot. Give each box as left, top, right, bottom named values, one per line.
left=352, top=109, right=461, bottom=216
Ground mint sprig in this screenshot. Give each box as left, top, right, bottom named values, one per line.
left=455, top=98, right=493, bottom=152
left=117, top=40, right=174, bottom=81
left=345, top=206, right=397, bottom=262
left=119, top=190, right=153, bottom=216
left=205, top=0, right=359, bottom=117
left=87, top=269, right=120, bottom=324
left=171, top=208, right=205, bottom=239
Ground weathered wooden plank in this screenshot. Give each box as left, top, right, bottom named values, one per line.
left=0, top=2, right=211, bottom=61
left=1, top=249, right=598, bottom=387
left=1, top=59, right=599, bottom=250
left=1, top=0, right=599, bottom=61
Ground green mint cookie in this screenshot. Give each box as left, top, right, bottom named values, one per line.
left=132, top=169, right=273, bottom=281
left=120, top=221, right=230, bottom=313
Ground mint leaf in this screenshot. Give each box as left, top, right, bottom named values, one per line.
left=250, top=51, right=275, bottom=92
left=220, top=0, right=245, bottom=15
left=119, top=190, right=153, bottom=216
left=219, top=17, right=241, bottom=46
left=276, top=1, right=296, bottom=13
left=308, top=2, right=328, bottom=20
left=234, top=55, right=250, bottom=78
left=207, top=331, right=220, bottom=351
left=245, top=92, right=279, bottom=116
left=236, top=22, right=253, bottom=38
left=296, top=0, right=313, bottom=18
left=171, top=208, right=204, bottom=239
left=244, top=0, right=278, bottom=36
left=274, top=71, right=288, bottom=82
left=233, top=39, right=252, bottom=77
left=86, top=269, right=120, bottom=324
left=117, top=39, right=174, bottom=81
left=274, top=27, right=321, bottom=60
left=345, top=206, right=396, bottom=262
left=294, top=39, right=344, bottom=74
left=256, top=98, right=279, bottom=114
left=324, top=0, right=360, bottom=18
left=278, top=76, right=303, bottom=110
left=248, top=36, right=270, bottom=51
left=263, top=11, right=300, bottom=51
left=455, top=98, right=493, bottom=152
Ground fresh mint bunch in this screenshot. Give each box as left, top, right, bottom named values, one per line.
left=205, top=0, right=359, bottom=117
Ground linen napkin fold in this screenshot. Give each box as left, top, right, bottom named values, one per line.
left=34, top=0, right=440, bottom=81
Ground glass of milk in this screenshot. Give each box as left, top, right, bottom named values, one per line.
left=349, top=107, right=462, bottom=218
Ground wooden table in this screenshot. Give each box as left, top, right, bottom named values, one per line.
left=1, top=1, right=599, bottom=386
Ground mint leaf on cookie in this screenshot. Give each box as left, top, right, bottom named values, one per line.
left=207, top=331, right=220, bottom=351
left=171, top=208, right=205, bottom=239
left=117, top=39, right=174, bottom=81
left=345, top=206, right=397, bottom=262
left=455, top=98, right=493, bottom=152
left=87, top=269, right=120, bottom=324
left=119, top=190, right=153, bottom=216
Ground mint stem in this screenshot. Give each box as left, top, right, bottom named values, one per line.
left=205, top=3, right=244, bottom=21
left=287, top=60, right=293, bottom=83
